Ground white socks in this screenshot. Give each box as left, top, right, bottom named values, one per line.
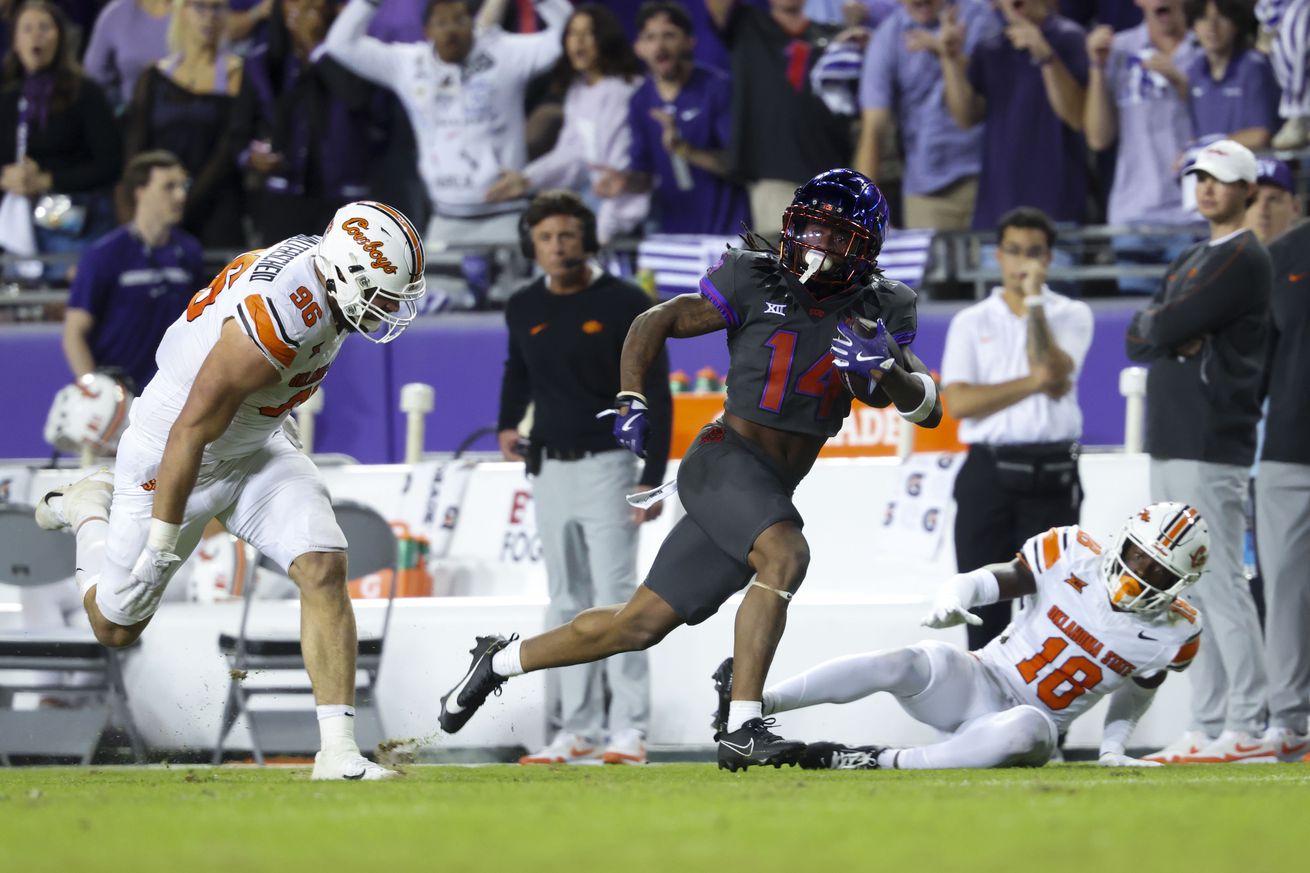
left=726, top=700, right=763, bottom=732
left=74, top=518, right=109, bottom=597
left=491, top=638, right=524, bottom=677
left=317, top=704, right=357, bottom=753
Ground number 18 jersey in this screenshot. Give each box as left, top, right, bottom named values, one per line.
left=129, top=235, right=348, bottom=461
left=976, top=525, right=1203, bottom=731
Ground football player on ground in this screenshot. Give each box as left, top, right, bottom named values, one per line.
left=717, top=503, right=1215, bottom=770
left=438, top=168, right=944, bottom=771
left=34, top=201, right=426, bottom=780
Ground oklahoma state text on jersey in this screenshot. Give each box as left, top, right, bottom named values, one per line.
left=975, top=525, right=1203, bottom=731
left=128, top=235, right=347, bottom=461
left=699, top=247, right=919, bottom=437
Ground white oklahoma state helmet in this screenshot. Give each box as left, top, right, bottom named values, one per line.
left=315, top=201, right=426, bottom=344
left=43, top=373, right=134, bottom=455
left=1102, top=502, right=1209, bottom=614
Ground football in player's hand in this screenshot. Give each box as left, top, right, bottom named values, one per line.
left=838, top=315, right=902, bottom=406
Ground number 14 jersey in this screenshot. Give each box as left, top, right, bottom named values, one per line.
left=129, top=235, right=348, bottom=462
left=976, top=525, right=1203, bottom=731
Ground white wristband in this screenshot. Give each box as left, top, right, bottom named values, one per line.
left=899, top=371, right=938, bottom=424
left=147, top=518, right=181, bottom=553
left=952, top=567, right=1001, bottom=610
left=1023, top=295, right=1046, bottom=309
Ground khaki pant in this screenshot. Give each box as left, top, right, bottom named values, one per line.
left=903, top=176, right=978, bottom=230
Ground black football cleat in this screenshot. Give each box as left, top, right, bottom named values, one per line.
left=717, top=717, right=806, bottom=772
left=710, top=656, right=733, bottom=740
left=799, top=742, right=886, bottom=770
left=439, top=634, right=516, bottom=734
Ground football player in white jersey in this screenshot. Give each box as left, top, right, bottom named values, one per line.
left=712, top=503, right=1212, bottom=770
left=34, top=201, right=425, bottom=780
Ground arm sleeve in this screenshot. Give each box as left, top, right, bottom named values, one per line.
left=1052, top=23, right=1090, bottom=86
left=325, top=0, right=407, bottom=88
left=697, top=248, right=748, bottom=330
left=50, top=81, right=122, bottom=192
left=938, top=310, right=978, bottom=386
left=1099, top=679, right=1159, bottom=757
left=627, top=91, right=654, bottom=175
left=1125, top=252, right=1188, bottom=361
left=81, top=10, right=119, bottom=102
left=66, top=249, right=106, bottom=320
left=1129, top=242, right=1271, bottom=350
left=881, top=284, right=919, bottom=348
left=1241, top=54, right=1281, bottom=131
left=498, top=0, right=570, bottom=80
left=1061, top=301, right=1095, bottom=371
left=523, top=87, right=589, bottom=190
left=640, top=344, right=673, bottom=485
left=966, top=44, right=987, bottom=96
left=496, top=306, right=533, bottom=432
left=857, top=19, right=896, bottom=110
left=228, top=64, right=260, bottom=170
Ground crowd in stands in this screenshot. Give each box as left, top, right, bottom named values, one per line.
left=1, top=0, right=1307, bottom=304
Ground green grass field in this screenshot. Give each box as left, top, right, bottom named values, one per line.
left=1, top=763, right=1307, bottom=872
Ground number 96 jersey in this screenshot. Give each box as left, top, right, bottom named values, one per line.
left=129, top=235, right=347, bottom=461
left=976, top=525, right=1203, bottom=731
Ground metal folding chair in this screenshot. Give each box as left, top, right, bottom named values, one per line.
left=0, top=504, right=145, bottom=765
left=212, top=501, right=398, bottom=764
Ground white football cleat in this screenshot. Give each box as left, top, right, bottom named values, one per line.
left=519, top=732, right=600, bottom=765
left=602, top=728, right=648, bottom=765
left=1187, top=730, right=1278, bottom=764
left=35, top=468, right=113, bottom=532
left=311, top=750, right=400, bottom=780
left=1263, top=727, right=1310, bottom=763
left=1143, top=730, right=1211, bottom=764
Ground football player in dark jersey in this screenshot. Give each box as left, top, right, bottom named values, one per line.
left=438, top=169, right=942, bottom=770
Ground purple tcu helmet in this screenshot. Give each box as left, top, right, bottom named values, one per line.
left=779, top=168, right=889, bottom=296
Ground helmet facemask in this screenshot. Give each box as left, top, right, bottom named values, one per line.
left=315, top=252, right=424, bottom=345
left=1102, top=529, right=1202, bottom=615
left=779, top=206, right=877, bottom=296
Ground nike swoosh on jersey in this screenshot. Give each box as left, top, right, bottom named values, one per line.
left=1290, top=273, right=1307, bottom=283
left=720, top=738, right=755, bottom=757
left=1137, top=631, right=1158, bottom=641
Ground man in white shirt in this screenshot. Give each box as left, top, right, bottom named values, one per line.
left=939, top=206, right=1094, bottom=651
left=325, top=0, right=570, bottom=250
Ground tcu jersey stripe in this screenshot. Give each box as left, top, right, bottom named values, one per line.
left=698, top=276, right=740, bottom=328
left=239, top=294, right=297, bottom=367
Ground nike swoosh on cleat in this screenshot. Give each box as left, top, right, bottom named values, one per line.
left=1233, top=743, right=1267, bottom=754
left=1281, top=743, right=1308, bottom=756
left=720, top=738, right=754, bottom=757
left=443, top=656, right=487, bottom=716
left=343, top=771, right=366, bottom=780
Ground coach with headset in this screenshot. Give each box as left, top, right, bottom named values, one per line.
left=496, top=190, right=671, bottom=766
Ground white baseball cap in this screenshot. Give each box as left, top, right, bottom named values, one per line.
left=1184, top=140, right=1258, bottom=184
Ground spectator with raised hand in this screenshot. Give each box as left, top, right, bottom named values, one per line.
left=593, top=1, right=747, bottom=236
left=232, top=0, right=385, bottom=244
left=706, top=0, right=852, bottom=236
left=854, top=0, right=999, bottom=229
left=81, top=0, right=173, bottom=113
left=63, top=150, right=202, bottom=394
left=124, top=0, right=245, bottom=248
left=1085, top=0, right=1201, bottom=292
left=326, top=0, right=570, bottom=255
left=484, top=4, right=648, bottom=245
left=1184, top=0, right=1279, bottom=147
left=936, top=0, right=1089, bottom=230
left=0, top=1, right=122, bottom=265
